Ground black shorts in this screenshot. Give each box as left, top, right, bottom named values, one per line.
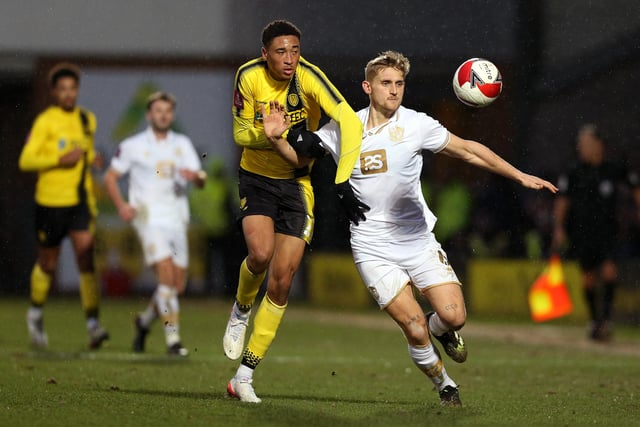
left=237, top=168, right=314, bottom=244
left=570, top=235, right=616, bottom=271
left=34, top=202, right=94, bottom=248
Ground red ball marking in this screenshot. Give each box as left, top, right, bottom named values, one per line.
left=478, top=82, right=502, bottom=98
left=457, top=60, right=475, bottom=86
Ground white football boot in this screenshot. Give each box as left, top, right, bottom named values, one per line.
left=223, top=303, right=250, bottom=360
left=227, top=376, right=261, bottom=403
left=26, top=309, right=48, bottom=348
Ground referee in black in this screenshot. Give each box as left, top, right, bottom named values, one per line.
left=552, top=124, right=640, bottom=341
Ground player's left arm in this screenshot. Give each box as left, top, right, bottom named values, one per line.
left=178, top=138, right=207, bottom=188
left=327, top=102, right=363, bottom=184
left=441, top=132, right=558, bottom=193
left=302, top=63, right=363, bottom=184
left=84, top=112, right=103, bottom=170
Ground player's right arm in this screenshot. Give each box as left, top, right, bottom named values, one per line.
left=103, top=168, right=136, bottom=222
left=104, top=142, right=136, bottom=222
left=19, top=115, right=82, bottom=171
left=232, top=65, right=272, bottom=149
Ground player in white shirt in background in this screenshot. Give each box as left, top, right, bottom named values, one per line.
left=261, top=51, right=557, bottom=406
left=104, top=92, right=206, bottom=356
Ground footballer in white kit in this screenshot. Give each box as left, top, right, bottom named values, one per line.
left=316, top=105, right=460, bottom=308
left=263, top=50, right=556, bottom=407
left=109, top=126, right=201, bottom=267
left=104, top=91, right=206, bottom=356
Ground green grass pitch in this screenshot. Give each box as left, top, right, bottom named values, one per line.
left=1, top=297, right=638, bottom=426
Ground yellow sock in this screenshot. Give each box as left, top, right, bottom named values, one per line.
left=236, top=258, right=266, bottom=311
left=79, top=272, right=100, bottom=317
left=30, top=264, right=51, bottom=306
left=242, top=295, right=286, bottom=368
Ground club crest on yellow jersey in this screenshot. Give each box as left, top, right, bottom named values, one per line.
left=287, top=93, right=300, bottom=107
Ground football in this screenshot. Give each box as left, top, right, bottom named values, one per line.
left=452, top=58, right=502, bottom=107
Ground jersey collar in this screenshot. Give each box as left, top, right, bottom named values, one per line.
left=362, top=106, right=400, bottom=138
left=145, top=126, right=174, bottom=144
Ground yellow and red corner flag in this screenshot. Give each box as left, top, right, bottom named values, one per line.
left=528, top=255, right=573, bottom=322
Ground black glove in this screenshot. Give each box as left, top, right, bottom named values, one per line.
left=336, top=181, right=370, bottom=225
left=286, top=127, right=327, bottom=159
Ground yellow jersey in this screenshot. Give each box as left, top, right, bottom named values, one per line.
left=19, top=106, right=98, bottom=213
left=232, top=56, right=362, bottom=183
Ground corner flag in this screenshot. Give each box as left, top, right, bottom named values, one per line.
left=528, top=255, right=573, bottom=322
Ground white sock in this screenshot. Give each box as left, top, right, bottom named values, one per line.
left=165, top=328, right=180, bottom=346
left=86, top=317, right=99, bottom=331
left=233, top=301, right=249, bottom=319
left=408, top=343, right=456, bottom=391
left=428, top=312, right=449, bottom=336
left=164, top=318, right=180, bottom=346
left=168, top=287, right=179, bottom=314
left=236, top=364, right=254, bottom=380
left=139, top=290, right=158, bottom=328
left=155, top=284, right=172, bottom=318
left=155, top=284, right=180, bottom=346
left=27, top=306, right=43, bottom=321
left=167, top=287, right=180, bottom=346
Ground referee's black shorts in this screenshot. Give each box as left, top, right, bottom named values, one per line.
left=237, top=168, right=314, bottom=244
left=34, top=202, right=94, bottom=247
left=571, top=233, right=616, bottom=271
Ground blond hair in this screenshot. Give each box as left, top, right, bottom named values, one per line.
left=364, top=51, right=410, bottom=81
left=146, top=91, right=177, bottom=110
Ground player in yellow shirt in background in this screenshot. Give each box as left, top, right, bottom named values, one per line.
left=223, top=20, right=367, bottom=403
left=19, top=63, right=109, bottom=350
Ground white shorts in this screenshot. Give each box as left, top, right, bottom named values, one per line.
left=355, top=235, right=460, bottom=308
left=133, top=224, right=189, bottom=268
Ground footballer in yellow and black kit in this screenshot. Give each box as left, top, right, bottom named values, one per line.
left=19, top=105, right=98, bottom=246
left=20, top=62, right=109, bottom=351
left=233, top=55, right=363, bottom=243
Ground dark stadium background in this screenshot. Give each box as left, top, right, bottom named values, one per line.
left=0, top=1, right=638, bottom=323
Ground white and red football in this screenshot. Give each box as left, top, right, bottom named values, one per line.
left=452, top=58, right=502, bottom=108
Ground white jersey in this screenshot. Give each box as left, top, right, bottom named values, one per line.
left=316, top=105, right=449, bottom=263
left=110, top=127, right=202, bottom=227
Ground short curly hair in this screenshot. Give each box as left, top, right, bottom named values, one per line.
left=48, top=62, right=81, bottom=88
left=262, top=20, right=301, bottom=48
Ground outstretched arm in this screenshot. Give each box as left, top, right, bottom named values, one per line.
left=440, top=133, right=558, bottom=193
